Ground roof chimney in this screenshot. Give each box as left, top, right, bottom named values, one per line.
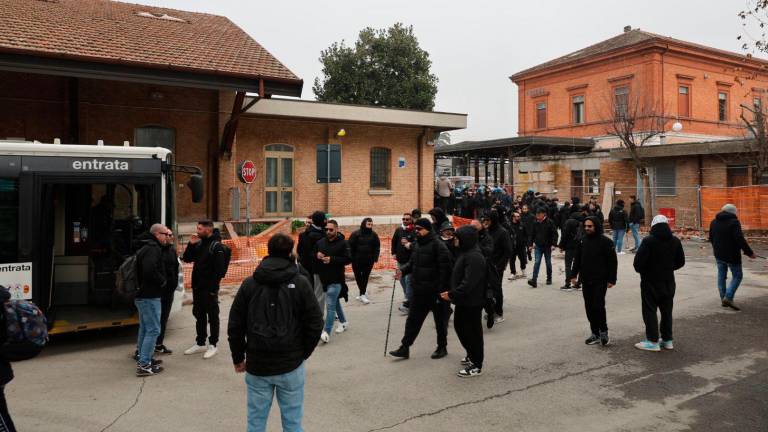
left=624, top=25, right=632, bottom=33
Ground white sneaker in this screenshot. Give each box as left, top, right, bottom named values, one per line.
left=320, top=331, right=330, bottom=343
left=335, top=322, right=348, bottom=334
left=359, top=294, right=371, bottom=305
left=618, top=251, right=627, bottom=255
left=203, top=345, right=218, bottom=359
left=494, top=316, right=505, bottom=324
left=184, top=344, right=207, bottom=355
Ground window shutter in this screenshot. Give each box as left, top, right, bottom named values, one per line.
left=317, top=144, right=342, bottom=183
left=655, top=162, right=676, bottom=196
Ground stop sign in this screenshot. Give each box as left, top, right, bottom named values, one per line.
left=238, top=160, right=256, bottom=184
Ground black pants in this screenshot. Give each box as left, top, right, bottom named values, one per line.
left=641, top=281, right=675, bottom=342
left=352, top=261, right=374, bottom=296
left=401, top=294, right=448, bottom=349
left=491, top=264, right=504, bottom=316
left=192, top=289, right=220, bottom=346
left=564, top=249, right=576, bottom=285
left=155, top=288, right=175, bottom=346
left=0, top=386, right=15, bottom=432
left=582, top=281, right=608, bottom=335
left=509, top=246, right=527, bottom=274
left=454, top=305, right=484, bottom=368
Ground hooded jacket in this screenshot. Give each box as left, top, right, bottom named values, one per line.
left=559, top=212, right=586, bottom=251
left=629, top=201, right=645, bottom=224
left=487, top=214, right=512, bottom=271
left=313, top=233, right=351, bottom=287
left=508, top=220, right=528, bottom=250
left=181, top=228, right=226, bottom=292
left=136, top=232, right=166, bottom=299
left=571, top=217, right=617, bottom=285
left=227, top=256, right=323, bottom=377
left=608, top=204, right=628, bottom=231
left=449, top=226, right=487, bottom=307
left=709, top=211, right=754, bottom=265
left=296, top=212, right=327, bottom=276
left=348, top=220, right=381, bottom=264
left=428, top=207, right=449, bottom=233
left=633, top=222, right=685, bottom=286
left=400, top=232, right=453, bottom=295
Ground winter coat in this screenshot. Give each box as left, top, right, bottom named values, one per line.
left=608, top=205, right=628, bottom=231
left=559, top=213, right=585, bottom=251
left=557, top=204, right=572, bottom=229
left=508, top=222, right=528, bottom=250
left=391, top=225, right=416, bottom=264
left=227, top=256, right=323, bottom=377
left=708, top=212, right=754, bottom=265
left=296, top=225, right=325, bottom=276
left=633, top=223, right=685, bottom=290
left=428, top=208, right=449, bottom=233
left=629, top=201, right=645, bottom=224
left=487, top=223, right=512, bottom=271
left=448, top=226, right=487, bottom=307
left=349, top=224, right=380, bottom=265
left=530, top=217, right=559, bottom=248
left=400, top=233, right=453, bottom=296
left=181, top=228, right=226, bottom=292
left=313, top=234, right=351, bottom=287
left=136, top=233, right=166, bottom=299
left=162, top=245, right=180, bottom=295
left=571, top=217, right=617, bottom=285
left=520, top=212, right=536, bottom=244
left=0, top=288, right=13, bottom=385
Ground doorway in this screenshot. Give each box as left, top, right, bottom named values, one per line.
left=264, top=144, right=294, bottom=216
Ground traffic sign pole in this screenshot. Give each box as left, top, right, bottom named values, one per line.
left=238, top=160, right=257, bottom=245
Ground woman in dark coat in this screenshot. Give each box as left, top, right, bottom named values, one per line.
left=348, top=218, right=380, bottom=304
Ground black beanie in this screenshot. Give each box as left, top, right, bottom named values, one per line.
left=414, top=218, right=432, bottom=232
left=311, top=211, right=326, bottom=227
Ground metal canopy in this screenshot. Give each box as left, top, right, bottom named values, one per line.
left=435, top=136, right=595, bottom=159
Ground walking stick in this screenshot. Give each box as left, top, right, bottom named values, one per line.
left=384, top=276, right=397, bottom=357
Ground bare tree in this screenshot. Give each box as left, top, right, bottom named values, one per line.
left=605, top=93, right=669, bottom=216
left=738, top=1, right=768, bottom=53
left=739, top=103, right=768, bottom=184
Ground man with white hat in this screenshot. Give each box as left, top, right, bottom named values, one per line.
left=632, top=215, right=685, bottom=352
left=708, top=204, right=756, bottom=311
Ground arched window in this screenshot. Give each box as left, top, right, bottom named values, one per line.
left=370, top=147, right=391, bottom=190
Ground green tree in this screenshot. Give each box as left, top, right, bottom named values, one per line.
left=313, top=23, right=438, bottom=111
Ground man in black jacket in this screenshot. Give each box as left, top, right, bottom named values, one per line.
left=0, top=287, right=16, bottom=431
left=520, top=204, right=535, bottom=260
left=135, top=223, right=171, bottom=376
left=709, top=204, right=756, bottom=311
left=441, top=225, right=487, bottom=378
left=628, top=195, right=645, bottom=252
left=608, top=200, right=629, bottom=255
left=559, top=206, right=586, bottom=291
left=349, top=218, right=380, bottom=305
left=633, top=215, right=685, bottom=352
left=181, top=220, right=227, bottom=359
left=483, top=210, right=511, bottom=325
left=296, top=211, right=327, bottom=312
left=155, top=229, right=180, bottom=355
left=392, top=213, right=416, bottom=314
left=571, top=216, right=617, bottom=346
left=527, top=208, right=558, bottom=288
left=507, top=212, right=528, bottom=280
left=390, top=218, right=453, bottom=360
left=228, top=233, right=323, bottom=432
left=313, top=220, right=352, bottom=344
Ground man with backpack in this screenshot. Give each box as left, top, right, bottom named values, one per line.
left=228, top=233, right=323, bottom=432
left=135, top=223, right=172, bottom=376
left=181, top=220, right=230, bottom=360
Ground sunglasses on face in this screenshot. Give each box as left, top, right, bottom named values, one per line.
left=325, top=228, right=335, bottom=232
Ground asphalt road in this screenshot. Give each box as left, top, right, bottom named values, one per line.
left=8, top=241, right=768, bottom=431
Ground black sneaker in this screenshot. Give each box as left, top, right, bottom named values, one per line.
left=585, top=334, right=600, bottom=345
left=132, top=351, right=138, bottom=361
left=151, top=358, right=163, bottom=366
left=460, top=356, right=473, bottom=366
left=457, top=366, right=482, bottom=378
left=527, top=279, right=537, bottom=288
left=722, top=299, right=741, bottom=311
left=599, top=331, right=610, bottom=346
left=560, top=284, right=574, bottom=292
left=155, top=345, right=173, bottom=355
left=545, top=279, right=552, bottom=285
left=389, top=345, right=410, bottom=359
left=486, top=312, right=495, bottom=329
left=431, top=347, right=448, bottom=359
left=136, top=362, right=164, bottom=377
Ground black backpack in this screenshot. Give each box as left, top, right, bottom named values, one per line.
left=115, top=246, right=147, bottom=303
left=249, top=277, right=297, bottom=350
left=209, top=241, right=232, bottom=280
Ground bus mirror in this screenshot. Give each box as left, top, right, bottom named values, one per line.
left=188, top=174, right=204, bottom=203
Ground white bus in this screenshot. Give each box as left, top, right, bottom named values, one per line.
left=0, top=140, right=203, bottom=334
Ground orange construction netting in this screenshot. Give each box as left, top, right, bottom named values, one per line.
left=701, top=185, right=768, bottom=231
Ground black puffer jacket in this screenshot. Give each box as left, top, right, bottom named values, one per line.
left=559, top=213, right=585, bottom=251
left=181, top=228, right=226, bottom=293
left=349, top=222, right=381, bottom=264
left=629, top=201, right=645, bottom=224
left=136, top=232, right=166, bottom=299
left=391, top=225, right=416, bottom=265
left=608, top=205, right=628, bottom=231
left=162, top=245, right=180, bottom=295
left=633, top=222, right=685, bottom=287
left=530, top=217, right=558, bottom=248
left=508, top=221, right=528, bottom=250
left=571, top=217, right=617, bottom=284
left=709, top=212, right=754, bottom=265
left=487, top=221, right=512, bottom=272
left=400, top=233, right=453, bottom=295
left=227, top=256, right=323, bottom=377
left=520, top=211, right=535, bottom=244
left=296, top=224, right=325, bottom=276
left=449, top=226, right=487, bottom=307
left=313, top=234, right=351, bottom=287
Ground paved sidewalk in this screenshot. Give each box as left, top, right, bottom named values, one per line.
left=8, top=244, right=768, bottom=431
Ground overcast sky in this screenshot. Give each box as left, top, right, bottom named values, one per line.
left=136, top=0, right=748, bottom=143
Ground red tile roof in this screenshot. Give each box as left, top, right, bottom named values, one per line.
left=0, top=0, right=301, bottom=83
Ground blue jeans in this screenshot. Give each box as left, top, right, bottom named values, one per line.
left=629, top=223, right=641, bottom=249
left=716, top=260, right=743, bottom=301
left=398, top=262, right=413, bottom=304
left=613, top=229, right=626, bottom=252
left=135, top=297, right=161, bottom=365
left=324, top=283, right=347, bottom=333
left=532, top=245, right=552, bottom=281
left=245, top=363, right=305, bottom=432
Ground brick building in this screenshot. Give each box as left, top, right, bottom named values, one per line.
left=0, top=0, right=465, bottom=225
left=442, top=26, right=767, bottom=228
